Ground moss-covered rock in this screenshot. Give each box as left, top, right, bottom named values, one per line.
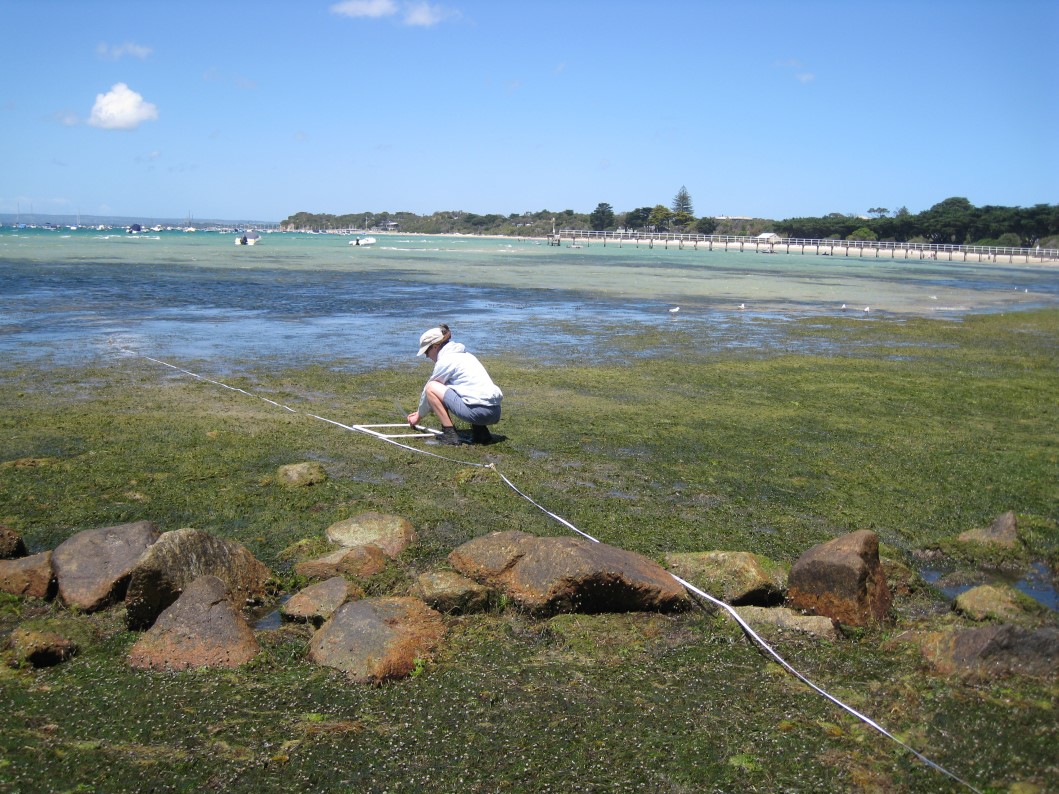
left=954, top=584, right=1052, bottom=626
left=276, top=461, right=328, bottom=488
left=664, top=550, right=787, bottom=605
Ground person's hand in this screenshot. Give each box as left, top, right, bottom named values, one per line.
left=407, top=411, right=420, bottom=427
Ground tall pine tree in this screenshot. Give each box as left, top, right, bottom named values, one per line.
left=671, top=186, right=693, bottom=216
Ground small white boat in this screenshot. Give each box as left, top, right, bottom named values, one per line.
left=348, top=236, right=376, bottom=247
left=235, top=230, right=262, bottom=246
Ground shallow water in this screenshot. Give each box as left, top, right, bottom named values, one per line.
left=1, top=229, right=1056, bottom=370
left=251, top=595, right=292, bottom=630
left=920, top=561, right=1057, bottom=611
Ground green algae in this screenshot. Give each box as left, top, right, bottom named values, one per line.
left=0, top=310, right=1057, bottom=792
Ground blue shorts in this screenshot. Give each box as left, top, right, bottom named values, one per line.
left=443, top=388, right=501, bottom=425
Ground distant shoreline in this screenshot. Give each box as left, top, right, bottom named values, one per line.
left=5, top=223, right=1056, bottom=266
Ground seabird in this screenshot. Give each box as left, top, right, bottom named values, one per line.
left=669, top=306, right=680, bottom=314
left=739, top=303, right=746, bottom=310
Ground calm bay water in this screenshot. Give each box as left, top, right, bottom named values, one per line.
left=2, top=228, right=1056, bottom=370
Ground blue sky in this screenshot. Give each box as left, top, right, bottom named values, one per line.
left=3, top=0, right=1057, bottom=222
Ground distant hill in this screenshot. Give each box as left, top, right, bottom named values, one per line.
left=0, top=213, right=278, bottom=228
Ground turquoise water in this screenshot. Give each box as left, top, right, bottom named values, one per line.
left=2, top=228, right=1056, bottom=369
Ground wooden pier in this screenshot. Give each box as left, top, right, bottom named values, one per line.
left=551, top=230, right=1059, bottom=264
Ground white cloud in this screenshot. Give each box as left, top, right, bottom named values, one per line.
left=404, top=2, right=453, bottom=26
left=97, top=42, right=152, bottom=60
left=330, top=0, right=455, bottom=26
left=330, top=0, right=398, bottom=18
left=776, top=58, right=815, bottom=84
left=87, top=83, right=159, bottom=130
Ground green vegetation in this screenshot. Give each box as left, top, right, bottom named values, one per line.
left=589, top=202, right=614, bottom=231
left=778, top=197, right=1059, bottom=247
left=671, top=186, right=694, bottom=216
left=846, top=226, right=878, bottom=242
left=281, top=194, right=1057, bottom=247
left=1, top=310, right=1057, bottom=792
left=670, top=186, right=695, bottom=230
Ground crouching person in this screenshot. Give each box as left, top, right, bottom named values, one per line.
left=406, top=324, right=502, bottom=446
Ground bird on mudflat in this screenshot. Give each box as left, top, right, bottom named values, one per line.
left=669, top=306, right=680, bottom=314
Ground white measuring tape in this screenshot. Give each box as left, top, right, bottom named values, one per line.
left=129, top=350, right=981, bottom=792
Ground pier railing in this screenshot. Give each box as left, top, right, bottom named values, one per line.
left=551, top=229, right=1059, bottom=263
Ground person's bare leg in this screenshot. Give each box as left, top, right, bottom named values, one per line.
left=423, top=381, right=453, bottom=427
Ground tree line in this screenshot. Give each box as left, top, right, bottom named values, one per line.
left=282, top=192, right=1058, bottom=248
left=776, top=197, right=1059, bottom=248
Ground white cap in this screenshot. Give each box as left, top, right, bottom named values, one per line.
left=418, top=327, right=446, bottom=356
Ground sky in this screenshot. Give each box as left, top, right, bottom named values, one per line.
left=3, top=0, right=1057, bottom=223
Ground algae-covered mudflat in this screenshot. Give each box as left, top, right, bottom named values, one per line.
left=1, top=310, right=1057, bottom=792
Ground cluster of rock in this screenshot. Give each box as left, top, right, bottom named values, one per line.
left=0, top=512, right=446, bottom=684
left=1, top=501, right=1055, bottom=682
left=917, top=511, right=1059, bottom=677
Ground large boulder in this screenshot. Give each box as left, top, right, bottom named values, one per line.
left=449, top=531, right=691, bottom=616
left=294, top=545, right=389, bottom=580
left=127, top=575, right=261, bottom=671
left=0, top=551, right=55, bottom=599
left=125, top=528, right=271, bottom=630
left=0, top=525, right=27, bottom=559
left=52, top=521, right=161, bottom=611
left=307, top=597, right=445, bottom=684
left=957, top=511, right=1019, bottom=549
left=413, top=570, right=493, bottom=615
left=325, top=512, right=416, bottom=558
left=787, top=530, right=892, bottom=626
left=282, top=576, right=359, bottom=627
left=916, top=624, right=1059, bottom=678
left=664, top=550, right=787, bottom=605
